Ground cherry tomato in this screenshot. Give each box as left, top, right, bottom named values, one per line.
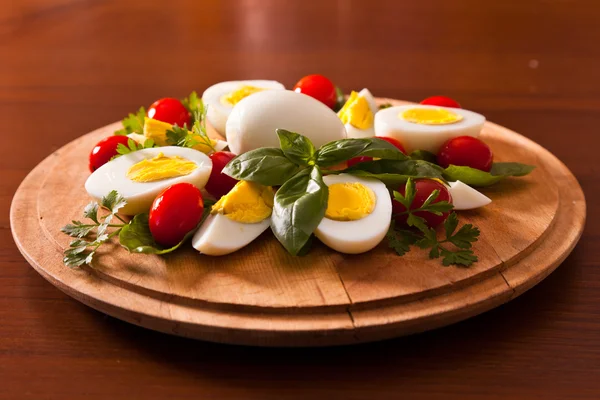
left=293, top=74, right=337, bottom=109
left=437, top=136, right=493, bottom=172
left=392, top=179, right=452, bottom=228
left=420, top=96, right=461, bottom=109
left=88, top=135, right=131, bottom=172
left=147, top=97, right=191, bottom=127
left=377, top=136, right=406, bottom=154
left=347, top=156, right=372, bottom=168
left=347, top=137, right=406, bottom=167
left=205, top=151, right=238, bottom=198
left=149, top=183, right=204, bottom=247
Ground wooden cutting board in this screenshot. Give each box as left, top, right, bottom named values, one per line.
left=10, top=98, right=586, bottom=347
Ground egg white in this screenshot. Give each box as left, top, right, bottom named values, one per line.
left=192, top=213, right=270, bottom=256
left=202, top=80, right=285, bottom=136
left=314, top=174, right=392, bottom=254
left=375, top=105, right=485, bottom=154
left=343, top=88, right=378, bottom=139
left=85, top=146, right=212, bottom=216
left=448, top=180, right=492, bottom=210
left=226, top=90, right=347, bottom=155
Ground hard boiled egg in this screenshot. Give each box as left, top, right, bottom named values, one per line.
left=338, top=88, right=378, bottom=138
left=375, top=105, right=485, bottom=153
left=315, top=174, right=392, bottom=254
left=192, top=181, right=274, bottom=256
left=226, top=90, right=347, bottom=154
left=202, top=80, right=285, bottom=136
left=447, top=180, right=492, bottom=210
left=85, top=147, right=212, bottom=215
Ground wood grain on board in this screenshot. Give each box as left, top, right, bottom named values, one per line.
left=11, top=98, right=583, bottom=346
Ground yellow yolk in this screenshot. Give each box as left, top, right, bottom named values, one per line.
left=338, top=91, right=374, bottom=129
left=211, top=181, right=274, bottom=223
left=221, top=85, right=264, bottom=106
left=325, top=182, right=376, bottom=221
left=401, top=108, right=463, bottom=125
left=126, top=153, right=197, bottom=182
left=143, top=118, right=220, bottom=154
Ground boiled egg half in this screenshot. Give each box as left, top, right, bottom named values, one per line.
left=192, top=181, right=274, bottom=256
left=375, top=105, right=485, bottom=153
left=85, top=147, right=212, bottom=215
left=202, top=80, right=285, bottom=136
left=337, top=88, right=378, bottom=138
left=447, top=180, right=492, bottom=210
left=315, top=174, right=392, bottom=254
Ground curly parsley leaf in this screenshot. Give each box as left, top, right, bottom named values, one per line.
left=386, top=222, right=421, bottom=256
left=114, top=107, right=146, bottom=136
left=387, top=178, right=480, bottom=267
left=116, top=138, right=155, bottom=157
left=61, top=191, right=128, bottom=268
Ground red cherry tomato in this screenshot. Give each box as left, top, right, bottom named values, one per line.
left=420, top=96, right=461, bottom=108
left=376, top=136, right=406, bottom=154
left=205, top=151, right=238, bottom=199
left=392, top=179, right=452, bottom=228
left=347, top=156, right=373, bottom=168
left=89, top=135, right=131, bottom=172
left=149, top=183, right=204, bottom=247
left=437, top=136, right=493, bottom=172
left=147, top=97, right=191, bottom=127
left=347, top=137, right=406, bottom=167
left=293, top=74, right=337, bottom=109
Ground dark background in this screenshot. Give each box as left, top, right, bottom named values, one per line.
left=1, top=1, right=599, bottom=398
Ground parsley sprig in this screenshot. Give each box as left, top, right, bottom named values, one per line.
left=167, top=93, right=215, bottom=152
left=114, top=107, right=146, bottom=136
left=387, top=178, right=480, bottom=266
left=113, top=138, right=155, bottom=159
left=61, top=191, right=128, bottom=267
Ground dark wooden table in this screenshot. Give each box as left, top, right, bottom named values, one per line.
left=2, top=1, right=599, bottom=398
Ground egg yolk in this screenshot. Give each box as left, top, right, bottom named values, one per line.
left=338, top=91, right=374, bottom=130
left=211, top=181, right=274, bottom=223
left=400, top=108, right=463, bottom=125
left=221, top=85, right=264, bottom=106
left=126, top=153, right=197, bottom=182
left=325, top=182, right=376, bottom=221
left=143, top=118, right=219, bottom=154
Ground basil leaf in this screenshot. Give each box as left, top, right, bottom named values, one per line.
left=333, top=86, right=345, bottom=112
left=443, top=162, right=535, bottom=187
left=276, top=129, right=316, bottom=166
left=271, top=166, right=328, bottom=256
left=222, top=148, right=300, bottom=186
left=342, top=159, right=445, bottom=187
left=316, top=138, right=408, bottom=167
left=119, top=214, right=193, bottom=254
left=490, top=162, right=536, bottom=177
left=409, top=149, right=437, bottom=163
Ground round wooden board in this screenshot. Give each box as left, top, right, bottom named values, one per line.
left=10, top=98, right=586, bottom=347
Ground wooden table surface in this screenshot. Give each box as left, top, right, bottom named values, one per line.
left=1, top=0, right=599, bottom=398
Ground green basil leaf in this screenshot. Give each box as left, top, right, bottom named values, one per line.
left=341, top=159, right=445, bottom=188
left=490, top=162, right=536, bottom=177
left=271, top=166, right=328, bottom=256
left=443, top=162, right=535, bottom=187
left=409, top=150, right=437, bottom=163
left=222, top=148, right=300, bottom=186
left=119, top=214, right=193, bottom=255
left=276, top=129, right=316, bottom=166
left=333, top=86, right=345, bottom=112
left=316, top=138, right=408, bottom=167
